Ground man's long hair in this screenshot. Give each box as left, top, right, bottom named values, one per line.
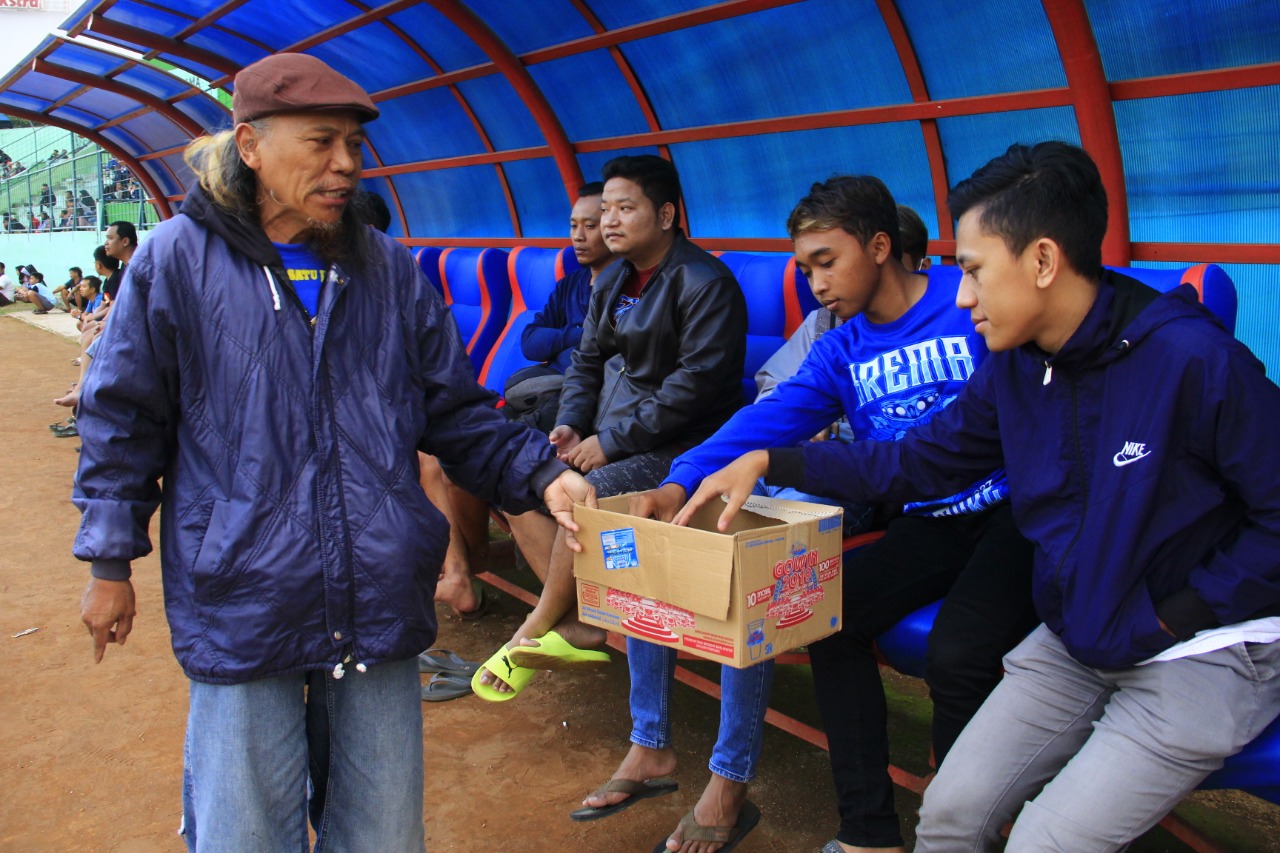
left=184, top=123, right=368, bottom=266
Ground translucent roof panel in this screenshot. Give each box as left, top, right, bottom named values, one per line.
left=216, top=0, right=343, bottom=52
left=528, top=51, right=652, bottom=142
left=673, top=123, right=934, bottom=238
left=395, top=167, right=516, bottom=238
left=936, top=107, right=1083, bottom=190
left=1117, top=86, right=1280, bottom=245
left=308, top=29, right=437, bottom=94
left=463, top=0, right=595, bottom=53
left=1088, top=0, right=1280, bottom=80
left=454, top=75, right=543, bottom=151
left=366, top=88, right=489, bottom=165
left=899, top=0, right=1067, bottom=99
left=383, top=5, right=488, bottom=73
left=501, top=157, right=573, bottom=237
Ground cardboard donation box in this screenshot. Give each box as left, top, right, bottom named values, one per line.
left=573, top=494, right=843, bottom=667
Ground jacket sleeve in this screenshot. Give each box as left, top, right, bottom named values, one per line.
left=665, top=333, right=846, bottom=495
left=1157, top=345, right=1280, bottom=636
left=411, top=267, right=565, bottom=513
left=72, top=247, right=179, bottom=577
left=555, top=282, right=612, bottom=436
left=520, top=276, right=582, bottom=364
left=769, top=360, right=1006, bottom=504
left=597, top=275, right=747, bottom=460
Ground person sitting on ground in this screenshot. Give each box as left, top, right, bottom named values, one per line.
left=682, top=141, right=1280, bottom=853
left=475, top=154, right=748, bottom=698
left=16, top=271, right=57, bottom=314
left=0, top=262, right=15, bottom=307
left=627, top=178, right=1034, bottom=853
left=54, top=267, right=85, bottom=312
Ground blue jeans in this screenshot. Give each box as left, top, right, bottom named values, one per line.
left=180, top=657, right=425, bottom=853
left=627, top=637, right=775, bottom=783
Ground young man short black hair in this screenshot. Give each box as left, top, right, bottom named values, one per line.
left=600, top=154, right=682, bottom=225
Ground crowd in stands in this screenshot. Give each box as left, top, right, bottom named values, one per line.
left=0, top=147, right=148, bottom=232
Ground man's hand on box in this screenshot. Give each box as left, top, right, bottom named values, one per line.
left=629, top=482, right=687, bottom=523
left=544, top=469, right=597, bottom=552
left=673, top=449, right=770, bottom=533
left=565, top=435, right=608, bottom=473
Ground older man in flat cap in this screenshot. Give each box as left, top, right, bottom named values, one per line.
left=74, top=53, right=592, bottom=851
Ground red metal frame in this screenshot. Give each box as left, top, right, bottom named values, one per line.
left=0, top=103, right=173, bottom=218
left=428, top=0, right=584, bottom=204
left=31, top=58, right=206, bottom=138
left=1042, top=0, right=1131, bottom=266
left=1111, top=60, right=1280, bottom=101
left=875, top=0, right=954, bottom=247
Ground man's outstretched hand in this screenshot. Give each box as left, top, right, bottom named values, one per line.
left=672, top=449, right=770, bottom=531
left=544, top=469, right=597, bottom=552
left=81, top=577, right=137, bottom=663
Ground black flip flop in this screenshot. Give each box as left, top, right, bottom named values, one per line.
left=421, top=672, right=473, bottom=702
left=570, top=777, right=678, bottom=822
left=417, top=648, right=481, bottom=676
left=651, top=800, right=760, bottom=853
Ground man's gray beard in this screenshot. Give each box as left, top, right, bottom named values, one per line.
left=304, top=217, right=352, bottom=265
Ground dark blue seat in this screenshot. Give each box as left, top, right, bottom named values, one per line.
left=868, top=263, right=1277, bottom=803
left=414, top=246, right=444, bottom=295
left=477, top=246, right=582, bottom=393
left=435, top=247, right=512, bottom=377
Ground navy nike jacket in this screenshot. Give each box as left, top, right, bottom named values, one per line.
left=771, top=272, right=1280, bottom=668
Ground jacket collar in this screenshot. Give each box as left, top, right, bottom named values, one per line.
left=180, top=183, right=282, bottom=269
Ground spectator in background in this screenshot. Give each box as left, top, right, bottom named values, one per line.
left=38, top=212, right=52, bottom=231
left=54, top=267, right=85, bottom=313
left=897, top=203, right=933, bottom=272
left=0, top=262, right=14, bottom=306
left=102, top=221, right=137, bottom=301
left=16, top=271, right=57, bottom=314
left=39, top=183, right=55, bottom=211
left=79, top=189, right=97, bottom=217
left=5, top=212, right=26, bottom=231
left=351, top=189, right=391, bottom=233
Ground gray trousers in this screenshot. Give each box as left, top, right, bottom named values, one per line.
left=914, top=624, right=1280, bottom=852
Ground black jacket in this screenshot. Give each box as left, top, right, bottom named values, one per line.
left=558, top=230, right=747, bottom=461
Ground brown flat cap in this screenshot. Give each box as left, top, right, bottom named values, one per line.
left=232, top=53, right=379, bottom=125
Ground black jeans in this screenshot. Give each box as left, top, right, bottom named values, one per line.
left=809, top=504, right=1037, bottom=848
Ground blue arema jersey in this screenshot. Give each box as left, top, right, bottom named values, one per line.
left=665, top=275, right=1008, bottom=516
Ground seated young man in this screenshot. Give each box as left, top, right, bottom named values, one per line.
left=750, top=203, right=934, bottom=538
left=679, top=142, right=1280, bottom=852
left=54, top=267, right=85, bottom=313
left=475, top=154, right=747, bottom=696
left=632, top=176, right=1036, bottom=853
left=419, top=182, right=616, bottom=618
left=0, top=262, right=14, bottom=307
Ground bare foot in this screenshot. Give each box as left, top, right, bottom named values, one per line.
left=661, top=774, right=748, bottom=853
left=54, top=391, right=79, bottom=408
left=516, top=618, right=606, bottom=652
left=582, top=744, right=678, bottom=810
left=433, top=567, right=479, bottom=617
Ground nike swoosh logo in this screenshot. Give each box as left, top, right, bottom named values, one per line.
left=1113, top=451, right=1151, bottom=467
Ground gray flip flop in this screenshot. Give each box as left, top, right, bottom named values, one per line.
left=651, top=800, right=760, bottom=853
left=570, top=777, right=679, bottom=822
left=417, top=648, right=481, bottom=676
left=421, top=672, right=473, bottom=702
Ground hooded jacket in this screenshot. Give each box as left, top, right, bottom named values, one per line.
left=556, top=230, right=747, bottom=460
left=73, top=185, right=564, bottom=684
left=772, top=272, right=1280, bottom=668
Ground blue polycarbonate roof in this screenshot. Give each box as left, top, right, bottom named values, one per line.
left=1, top=0, right=1276, bottom=368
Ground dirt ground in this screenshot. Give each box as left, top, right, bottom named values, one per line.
left=1, top=313, right=1278, bottom=853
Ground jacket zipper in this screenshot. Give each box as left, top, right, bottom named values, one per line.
left=1052, top=375, right=1090, bottom=589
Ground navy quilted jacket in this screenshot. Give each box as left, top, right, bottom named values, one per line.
left=774, top=273, right=1280, bottom=668
left=73, top=186, right=563, bottom=684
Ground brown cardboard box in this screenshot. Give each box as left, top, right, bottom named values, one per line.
left=573, top=493, right=843, bottom=667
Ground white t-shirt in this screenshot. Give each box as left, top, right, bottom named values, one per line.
left=0, top=273, right=13, bottom=301
left=1138, top=616, right=1280, bottom=665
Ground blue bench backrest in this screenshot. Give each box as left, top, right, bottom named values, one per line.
left=415, top=246, right=444, bottom=295
left=436, top=247, right=512, bottom=377
left=477, top=246, right=583, bottom=393
left=715, top=251, right=816, bottom=405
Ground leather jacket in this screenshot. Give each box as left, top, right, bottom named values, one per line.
left=557, top=230, right=747, bottom=461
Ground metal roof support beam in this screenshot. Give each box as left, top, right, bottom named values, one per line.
left=32, top=59, right=206, bottom=138
left=1042, top=0, right=1131, bottom=266
left=84, top=14, right=241, bottom=78
left=0, top=104, right=173, bottom=218
left=427, top=0, right=583, bottom=203
left=875, top=0, right=955, bottom=254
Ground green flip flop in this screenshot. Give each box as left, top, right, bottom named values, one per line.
left=506, top=630, right=611, bottom=671
left=471, top=646, right=536, bottom=702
